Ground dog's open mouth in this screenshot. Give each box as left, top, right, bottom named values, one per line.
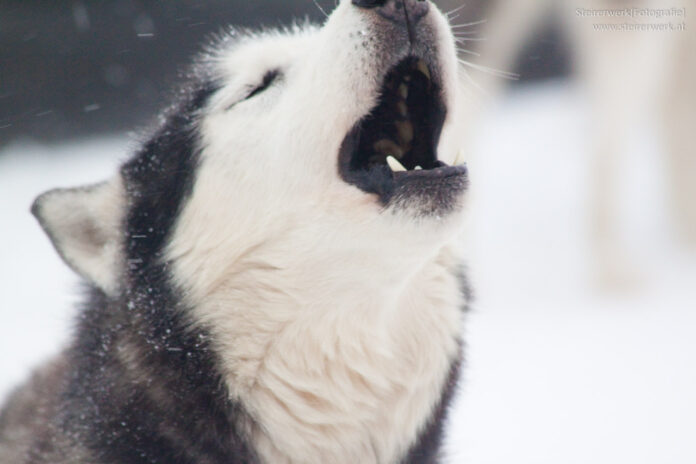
left=338, top=57, right=467, bottom=206
left=351, top=57, right=443, bottom=172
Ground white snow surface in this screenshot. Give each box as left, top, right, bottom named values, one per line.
left=1, top=82, right=695, bottom=463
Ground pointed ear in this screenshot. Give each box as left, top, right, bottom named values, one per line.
left=31, top=176, right=126, bottom=296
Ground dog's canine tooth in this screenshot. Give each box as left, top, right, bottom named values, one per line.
left=386, top=156, right=407, bottom=172
left=374, top=139, right=404, bottom=158
left=415, top=166, right=423, bottom=171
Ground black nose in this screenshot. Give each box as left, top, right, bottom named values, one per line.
left=352, top=0, right=430, bottom=25
left=352, top=0, right=385, bottom=6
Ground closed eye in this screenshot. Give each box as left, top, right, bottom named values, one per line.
left=245, top=70, right=280, bottom=100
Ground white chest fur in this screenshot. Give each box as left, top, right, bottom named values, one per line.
left=188, top=248, right=464, bottom=464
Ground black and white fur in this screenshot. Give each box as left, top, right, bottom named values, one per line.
left=0, top=1, right=470, bottom=462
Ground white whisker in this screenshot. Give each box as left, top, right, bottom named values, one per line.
left=450, top=19, right=488, bottom=29
left=457, top=58, right=519, bottom=80
left=454, top=36, right=487, bottom=42
left=312, top=0, right=329, bottom=18
left=458, top=65, right=487, bottom=95
left=445, top=4, right=467, bottom=17
left=456, top=47, right=481, bottom=57
left=452, top=30, right=480, bottom=36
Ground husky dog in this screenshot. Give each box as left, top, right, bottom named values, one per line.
left=0, top=1, right=470, bottom=463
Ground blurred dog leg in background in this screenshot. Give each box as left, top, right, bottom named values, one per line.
left=440, top=0, right=696, bottom=289
left=571, top=0, right=675, bottom=287
left=662, top=7, right=696, bottom=247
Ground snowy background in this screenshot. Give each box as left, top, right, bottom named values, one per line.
left=2, top=81, right=695, bottom=463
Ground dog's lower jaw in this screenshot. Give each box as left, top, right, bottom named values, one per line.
left=204, top=246, right=464, bottom=464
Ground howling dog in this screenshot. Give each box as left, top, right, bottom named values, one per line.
left=0, top=1, right=470, bottom=463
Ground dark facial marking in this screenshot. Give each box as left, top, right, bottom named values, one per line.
left=246, top=70, right=280, bottom=100
left=55, top=78, right=261, bottom=463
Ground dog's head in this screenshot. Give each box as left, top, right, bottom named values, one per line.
left=32, top=0, right=468, bottom=302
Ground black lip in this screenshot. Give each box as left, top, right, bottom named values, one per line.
left=338, top=56, right=468, bottom=208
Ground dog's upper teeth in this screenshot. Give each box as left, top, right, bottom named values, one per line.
left=416, top=60, right=431, bottom=81
left=386, top=156, right=407, bottom=172
left=415, top=166, right=422, bottom=171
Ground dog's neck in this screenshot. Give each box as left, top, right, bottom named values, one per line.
left=174, top=241, right=464, bottom=464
